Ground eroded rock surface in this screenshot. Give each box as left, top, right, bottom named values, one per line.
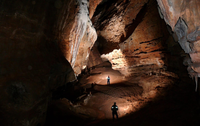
left=157, top=0, right=200, bottom=83
left=90, top=0, right=172, bottom=76
left=57, top=0, right=97, bottom=75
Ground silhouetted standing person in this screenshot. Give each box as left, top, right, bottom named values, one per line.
left=107, top=76, right=110, bottom=85
left=111, top=102, right=118, bottom=120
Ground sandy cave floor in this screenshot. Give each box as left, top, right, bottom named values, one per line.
left=45, top=62, right=200, bottom=126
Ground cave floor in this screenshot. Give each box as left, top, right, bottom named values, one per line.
left=45, top=63, right=200, bottom=126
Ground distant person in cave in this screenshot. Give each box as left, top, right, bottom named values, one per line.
left=107, top=76, right=110, bottom=85
left=111, top=102, right=118, bottom=120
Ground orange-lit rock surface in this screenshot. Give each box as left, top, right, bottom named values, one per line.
left=89, top=0, right=103, bottom=19
left=157, top=0, right=200, bottom=79
left=119, top=0, right=169, bottom=76
left=57, top=0, right=97, bottom=75
left=92, top=0, right=148, bottom=43
left=91, top=0, right=170, bottom=76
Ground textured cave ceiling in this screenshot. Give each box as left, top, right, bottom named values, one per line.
left=0, top=0, right=200, bottom=126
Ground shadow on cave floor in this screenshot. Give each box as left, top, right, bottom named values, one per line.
left=45, top=62, right=200, bottom=126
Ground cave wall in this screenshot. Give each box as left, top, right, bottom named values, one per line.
left=0, top=0, right=101, bottom=125
left=90, top=0, right=173, bottom=76
left=57, top=0, right=97, bottom=75
left=119, top=0, right=169, bottom=76
left=89, top=0, right=103, bottom=19
left=157, top=0, right=200, bottom=79
left=0, top=0, right=76, bottom=125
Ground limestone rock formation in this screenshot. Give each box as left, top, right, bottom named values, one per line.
left=91, top=0, right=171, bottom=76
left=57, top=0, right=97, bottom=75
left=157, top=0, right=200, bottom=86
left=89, top=0, right=103, bottom=19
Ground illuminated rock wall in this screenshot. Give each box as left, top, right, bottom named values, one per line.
left=157, top=0, right=200, bottom=84
left=57, top=0, right=97, bottom=75
left=91, top=0, right=171, bottom=76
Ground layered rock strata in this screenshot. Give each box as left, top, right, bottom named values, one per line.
left=91, top=0, right=171, bottom=76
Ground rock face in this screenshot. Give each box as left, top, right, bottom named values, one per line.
left=90, top=0, right=172, bottom=76
left=57, top=0, right=97, bottom=75
left=157, top=0, right=200, bottom=90
left=0, top=0, right=98, bottom=125
left=89, top=0, right=103, bottom=19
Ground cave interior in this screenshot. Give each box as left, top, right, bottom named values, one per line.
left=1, top=0, right=200, bottom=126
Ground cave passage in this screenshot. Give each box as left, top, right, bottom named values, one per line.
left=45, top=0, right=200, bottom=126
left=1, top=0, right=200, bottom=126
left=45, top=0, right=200, bottom=125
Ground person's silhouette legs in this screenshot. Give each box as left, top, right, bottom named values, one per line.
left=112, top=112, right=118, bottom=120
